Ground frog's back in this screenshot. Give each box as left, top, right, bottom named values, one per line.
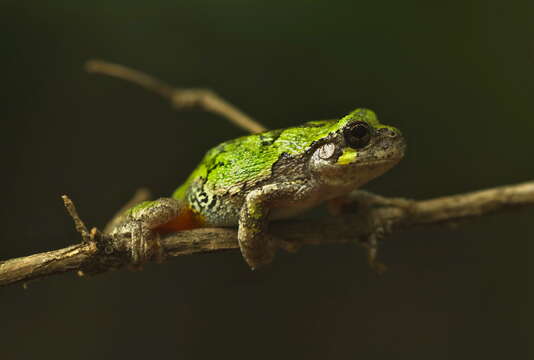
left=173, top=120, right=337, bottom=200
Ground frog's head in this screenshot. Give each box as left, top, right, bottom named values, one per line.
left=309, top=108, right=405, bottom=189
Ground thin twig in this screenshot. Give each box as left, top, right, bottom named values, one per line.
left=85, top=59, right=267, bottom=134
left=61, top=195, right=91, bottom=243
left=1, top=181, right=532, bottom=287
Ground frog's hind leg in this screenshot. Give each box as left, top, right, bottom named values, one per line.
left=104, top=188, right=152, bottom=233
left=326, top=190, right=414, bottom=274
left=110, top=198, right=200, bottom=266
left=153, top=201, right=204, bottom=234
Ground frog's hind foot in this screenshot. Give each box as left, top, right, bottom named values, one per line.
left=129, top=220, right=165, bottom=268
left=110, top=219, right=163, bottom=269
left=110, top=197, right=184, bottom=268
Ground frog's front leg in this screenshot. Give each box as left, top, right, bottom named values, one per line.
left=239, top=181, right=309, bottom=269
left=110, top=198, right=182, bottom=266
left=327, top=190, right=414, bottom=273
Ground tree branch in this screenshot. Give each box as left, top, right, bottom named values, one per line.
left=1, top=181, right=532, bottom=288
left=85, top=59, right=267, bottom=134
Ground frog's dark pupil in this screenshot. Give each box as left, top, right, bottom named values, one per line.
left=353, top=124, right=368, bottom=138
left=344, top=121, right=371, bottom=149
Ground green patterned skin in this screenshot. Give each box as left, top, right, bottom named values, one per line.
left=173, top=108, right=396, bottom=200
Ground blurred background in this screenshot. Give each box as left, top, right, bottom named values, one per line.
left=1, top=1, right=532, bottom=359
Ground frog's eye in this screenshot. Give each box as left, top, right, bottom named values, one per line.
left=344, top=121, right=371, bottom=149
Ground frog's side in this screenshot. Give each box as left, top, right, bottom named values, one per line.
left=111, top=108, right=405, bottom=269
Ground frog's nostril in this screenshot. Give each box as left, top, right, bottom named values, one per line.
left=378, top=128, right=397, bottom=138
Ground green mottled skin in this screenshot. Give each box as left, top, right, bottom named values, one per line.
left=173, top=109, right=396, bottom=200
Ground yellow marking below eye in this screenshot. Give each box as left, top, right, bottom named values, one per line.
left=337, top=148, right=358, bottom=165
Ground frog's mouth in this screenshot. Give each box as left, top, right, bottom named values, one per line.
left=339, top=142, right=405, bottom=167
left=356, top=136, right=406, bottom=165
left=358, top=155, right=404, bottom=166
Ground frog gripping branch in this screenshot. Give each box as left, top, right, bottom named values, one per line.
left=110, top=109, right=405, bottom=269
left=1, top=61, right=533, bottom=287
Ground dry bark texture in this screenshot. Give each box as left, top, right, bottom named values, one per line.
left=1, top=181, right=532, bottom=288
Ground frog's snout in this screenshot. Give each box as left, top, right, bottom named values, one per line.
left=375, top=127, right=406, bottom=161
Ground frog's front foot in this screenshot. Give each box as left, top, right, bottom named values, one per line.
left=238, top=230, right=277, bottom=270
left=327, top=190, right=415, bottom=216
left=238, top=190, right=277, bottom=270
left=237, top=182, right=310, bottom=269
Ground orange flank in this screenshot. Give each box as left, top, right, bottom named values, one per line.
left=154, top=207, right=204, bottom=234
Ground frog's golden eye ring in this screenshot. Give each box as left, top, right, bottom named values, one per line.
left=344, top=121, right=371, bottom=149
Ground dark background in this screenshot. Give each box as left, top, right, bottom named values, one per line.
left=1, top=1, right=532, bottom=359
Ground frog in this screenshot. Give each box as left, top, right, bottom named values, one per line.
left=110, top=108, right=405, bottom=269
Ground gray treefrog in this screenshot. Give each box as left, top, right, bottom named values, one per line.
left=111, top=108, right=405, bottom=269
